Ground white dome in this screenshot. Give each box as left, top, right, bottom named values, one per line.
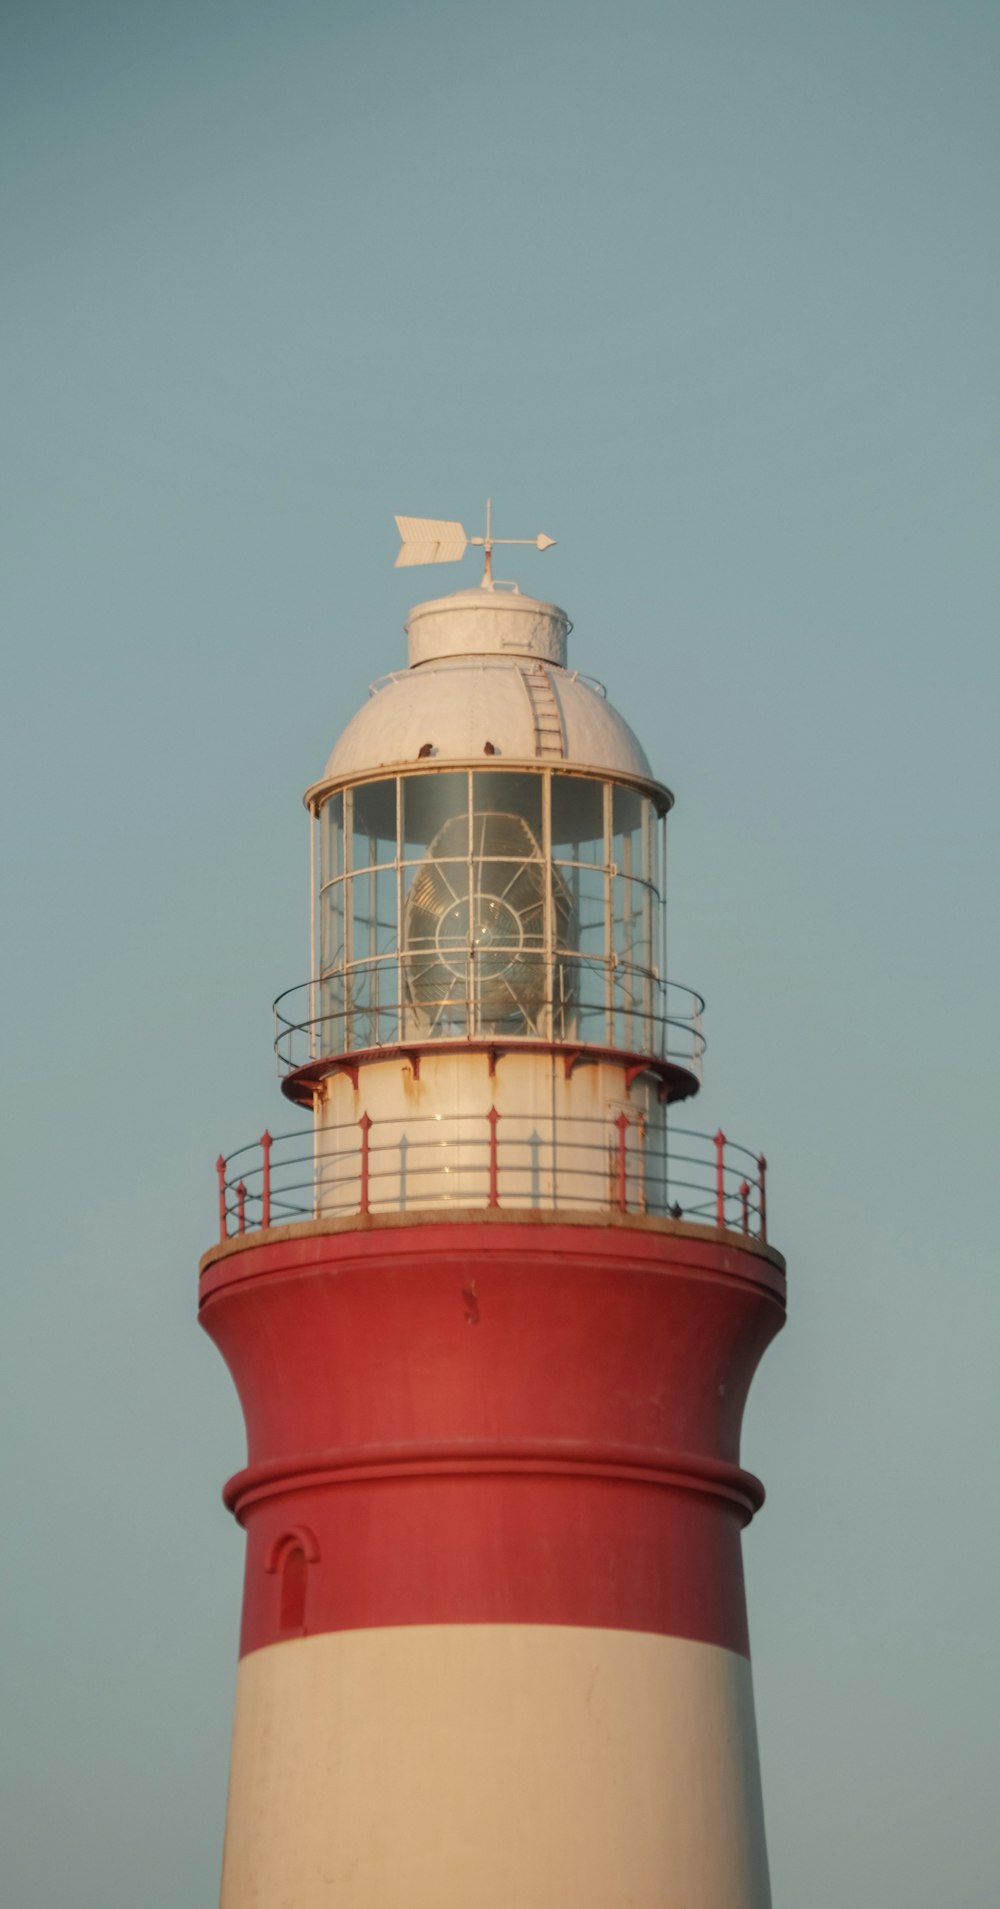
left=323, top=657, right=654, bottom=780
left=312, top=587, right=660, bottom=792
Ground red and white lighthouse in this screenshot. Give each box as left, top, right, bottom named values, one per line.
left=200, top=539, right=786, bottom=1907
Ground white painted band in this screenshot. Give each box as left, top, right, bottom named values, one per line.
left=220, top=1624, right=771, bottom=1908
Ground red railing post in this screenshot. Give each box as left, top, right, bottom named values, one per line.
left=236, top=1180, right=247, bottom=1235
left=260, top=1130, right=272, bottom=1229
left=487, top=1106, right=500, bottom=1208
left=359, top=1112, right=372, bottom=1216
left=614, top=1111, right=629, bottom=1213
left=216, top=1154, right=228, bottom=1243
left=757, top=1153, right=767, bottom=1243
left=713, top=1129, right=726, bottom=1229
left=739, top=1179, right=750, bottom=1235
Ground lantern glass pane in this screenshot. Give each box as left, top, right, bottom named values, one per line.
left=351, top=779, right=397, bottom=871
left=612, top=785, right=646, bottom=881
left=402, top=773, right=469, bottom=860
left=551, top=776, right=605, bottom=865
left=472, top=771, right=543, bottom=846
left=320, top=791, right=344, bottom=886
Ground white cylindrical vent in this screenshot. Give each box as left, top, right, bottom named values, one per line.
left=406, top=589, right=570, bottom=669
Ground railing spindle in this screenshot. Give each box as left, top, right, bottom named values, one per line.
left=714, top=1129, right=726, bottom=1229
left=261, top=1130, right=273, bottom=1229
left=757, top=1153, right=767, bottom=1243
left=359, top=1112, right=372, bottom=1216
left=216, top=1154, right=228, bottom=1243
left=487, top=1106, right=500, bottom=1208
left=739, top=1179, right=750, bottom=1235
left=614, top=1111, right=629, bottom=1212
left=236, top=1181, right=247, bottom=1235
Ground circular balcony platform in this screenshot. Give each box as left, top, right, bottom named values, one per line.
left=280, top=1036, right=701, bottom=1108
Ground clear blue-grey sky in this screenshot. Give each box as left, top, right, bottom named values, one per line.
left=2, top=2, right=998, bottom=1903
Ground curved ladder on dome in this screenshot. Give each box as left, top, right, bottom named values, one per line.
left=517, top=663, right=566, bottom=758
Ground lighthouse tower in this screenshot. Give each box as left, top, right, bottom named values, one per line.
left=200, top=537, right=786, bottom=1909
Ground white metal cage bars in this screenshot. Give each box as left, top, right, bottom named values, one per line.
left=304, top=767, right=682, bottom=1062
left=215, top=1117, right=768, bottom=1243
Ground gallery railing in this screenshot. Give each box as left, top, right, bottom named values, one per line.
left=214, top=1115, right=767, bottom=1244
left=274, top=960, right=705, bottom=1075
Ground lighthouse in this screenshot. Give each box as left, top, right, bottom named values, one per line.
left=199, top=521, right=786, bottom=1908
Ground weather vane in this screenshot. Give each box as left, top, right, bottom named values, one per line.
left=394, top=499, right=556, bottom=586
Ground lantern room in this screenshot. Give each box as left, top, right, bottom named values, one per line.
left=274, top=582, right=707, bottom=1214
left=312, top=766, right=664, bottom=1054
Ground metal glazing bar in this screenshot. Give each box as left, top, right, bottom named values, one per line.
left=465, top=769, right=473, bottom=1038
left=395, top=774, right=404, bottom=1043
left=309, top=803, right=317, bottom=1063
left=659, top=811, right=668, bottom=1056
left=342, top=789, right=354, bottom=1050
left=542, top=768, right=554, bottom=1043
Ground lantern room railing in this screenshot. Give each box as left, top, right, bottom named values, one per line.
left=214, top=1117, right=767, bottom=1244
left=273, top=962, right=705, bottom=1078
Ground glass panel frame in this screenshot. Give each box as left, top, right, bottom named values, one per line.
left=311, top=768, right=669, bottom=1058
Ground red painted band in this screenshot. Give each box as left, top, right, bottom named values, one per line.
left=200, top=1218, right=784, bottom=1662
left=236, top=1471, right=755, bottom=1658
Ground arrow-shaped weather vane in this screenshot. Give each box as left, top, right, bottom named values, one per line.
left=395, top=499, right=555, bottom=585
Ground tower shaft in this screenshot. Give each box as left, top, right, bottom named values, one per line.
left=201, top=1214, right=784, bottom=1906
